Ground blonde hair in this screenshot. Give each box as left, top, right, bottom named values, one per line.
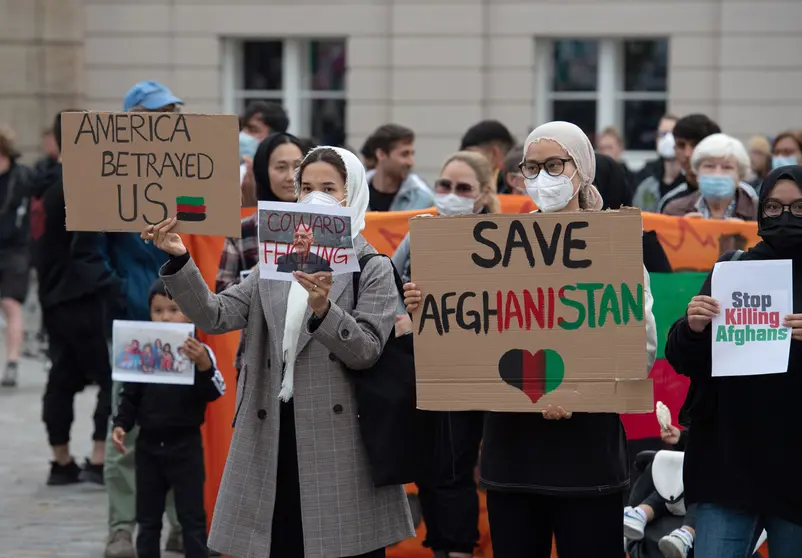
left=600, top=126, right=624, bottom=148
left=441, top=150, right=500, bottom=213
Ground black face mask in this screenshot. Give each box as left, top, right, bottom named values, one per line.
left=759, top=211, right=802, bottom=252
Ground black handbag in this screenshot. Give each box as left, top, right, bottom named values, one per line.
left=348, top=253, right=438, bottom=487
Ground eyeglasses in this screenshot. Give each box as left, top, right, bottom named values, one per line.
left=518, top=157, right=573, bottom=180
left=762, top=199, right=802, bottom=218
left=434, top=178, right=478, bottom=196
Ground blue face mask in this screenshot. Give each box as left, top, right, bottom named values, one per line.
left=772, top=155, right=797, bottom=170
left=698, top=174, right=735, bottom=200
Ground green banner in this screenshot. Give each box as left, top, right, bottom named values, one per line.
left=649, top=272, right=708, bottom=359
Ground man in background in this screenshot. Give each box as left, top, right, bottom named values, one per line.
left=240, top=101, right=289, bottom=141
left=0, top=125, right=34, bottom=387
left=365, top=124, right=433, bottom=211
left=460, top=120, right=515, bottom=194
left=633, top=114, right=684, bottom=213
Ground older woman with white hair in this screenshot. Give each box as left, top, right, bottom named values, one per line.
left=663, top=133, right=758, bottom=220
left=404, top=121, right=657, bottom=558
left=141, top=146, right=414, bottom=558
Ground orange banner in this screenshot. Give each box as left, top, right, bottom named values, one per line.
left=185, top=198, right=762, bottom=555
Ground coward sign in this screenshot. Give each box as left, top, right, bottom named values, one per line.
left=60, top=112, right=241, bottom=237
left=408, top=209, right=653, bottom=413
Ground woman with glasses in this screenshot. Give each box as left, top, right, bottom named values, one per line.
left=404, top=122, right=657, bottom=558
left=391, top=150, right=497, bottom=558
left=665, top=165, right=802, bottom=557
left=662, top=133, right=757, bottom=221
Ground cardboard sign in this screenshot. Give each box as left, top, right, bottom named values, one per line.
left=711, top=259, right=792, bottom=377
left=257, top=200, right=359, bottom=281
left=112, top=320, right=195, bottom=385
left=61, top=112, right=241, bottom=237
left=409, top=208, right=653, bottom=413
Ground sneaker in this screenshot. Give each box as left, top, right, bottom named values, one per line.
left=623, top=506, right=647, bottom=541
left=78, top=458, right=105, bottom=485
left=105, top=529, right=136, bottom=558
left=165, top=527, right=184, bottom=553
left=1, top=361, right=18, bottom=387
left=46, top=459, right=82, bottom=486
left=658, top=528, right=694, bottom=558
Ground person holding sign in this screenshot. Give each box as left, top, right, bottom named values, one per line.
left=404, top=121, right=657, bottom=558
left=665, top=165, right=802, bottom=558
left=143, top=146, right=413, bottom=558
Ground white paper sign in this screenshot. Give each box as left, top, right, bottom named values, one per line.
left=257, top=200, right=360, bottom=282
left=711, top=259, right=793, bottom=377
left=112, top=320, right=195, bottom=385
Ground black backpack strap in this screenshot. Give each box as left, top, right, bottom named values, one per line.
left=730, top=249, right=744, bottom=261
left=352, top=253, right=405, bottom=304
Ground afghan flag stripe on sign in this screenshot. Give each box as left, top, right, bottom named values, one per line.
left=176, top=204, right=206, bottom=214
left=176, top=196, right=207, bottom=222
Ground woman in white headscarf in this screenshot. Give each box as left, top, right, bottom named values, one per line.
left=404, top=122, right=657, bottom=558
left=142, top=146, right=414, bottom=558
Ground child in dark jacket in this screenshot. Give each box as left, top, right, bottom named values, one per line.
left=111, top=280, right=226, bottom=558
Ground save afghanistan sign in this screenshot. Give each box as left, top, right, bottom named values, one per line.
left=408, top=208, right=653, bottom=413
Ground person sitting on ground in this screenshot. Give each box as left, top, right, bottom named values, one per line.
left=112, top=279, right=226, bottom=558
left=662, top=133, right=757, bottom=221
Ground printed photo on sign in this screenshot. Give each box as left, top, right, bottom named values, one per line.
left=711, top=259, right=793, bottom=377
left=59, top=112, right=241, bottom=237
left=257, top=200, right=360, bottom=281
left=112, top=320, right=196, bottom=385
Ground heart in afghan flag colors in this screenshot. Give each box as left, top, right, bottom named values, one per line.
left=498, top=349, right=565, bottom=405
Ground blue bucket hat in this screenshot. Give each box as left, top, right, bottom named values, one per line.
left=123, top=81, right=183, bottom=111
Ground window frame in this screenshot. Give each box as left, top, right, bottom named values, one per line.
left=535, top=37, right=668, bottom=161
left=222, top=38, right=347, bottom=139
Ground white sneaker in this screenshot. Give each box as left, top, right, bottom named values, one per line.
left=659, top=528, right=694, bottom=558
left=623, top=506, right=647, bottom=541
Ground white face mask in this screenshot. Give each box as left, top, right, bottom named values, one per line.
left=298, top=191, right=345, bottom=206
left=434, top=193, right=475, bottom=216
left=657, top=132, right=676, bottom=159
left=525, top=171, right=578, bottom=213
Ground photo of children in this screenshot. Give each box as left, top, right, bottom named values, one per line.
left=112, top=320, right=196, bottom=385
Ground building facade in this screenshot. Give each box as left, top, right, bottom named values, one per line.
left=3, top=0, right=801, bottom=180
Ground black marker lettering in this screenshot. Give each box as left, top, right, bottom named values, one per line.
left=563, top=221, right=591, bottom=269
left=117, top=184, right=137, bottom=222
left=143, top=183, right=168, bottom=225
left=502, top=220, right=535, bottom=268
left=532, top=222, right=561, bottom=265
left=471, top=221, right=501, bottom=268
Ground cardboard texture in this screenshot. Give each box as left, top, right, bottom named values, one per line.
left=61, top=112, right=241, bottom=237
left=409, top=208, right=653, bottom=413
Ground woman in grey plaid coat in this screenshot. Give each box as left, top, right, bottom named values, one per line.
left=144, top=146, right=414, bottom=558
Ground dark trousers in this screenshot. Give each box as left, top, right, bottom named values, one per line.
left=42, top=297, right=111, bottom=446
left=270, top=401, right=385, bottom=558
left=417, top=411, right=483, bottom=554
left=643, top=489, right=698, bottom=529
left=487, top=490, right=625, bottom=558
left=135, top=429, right=208, bottom=558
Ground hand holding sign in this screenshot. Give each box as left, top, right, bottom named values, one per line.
left=782, top=314, right=802, bottom=341
left=403, top=282, right=422, bottom=313
left=142, top=217, right=187, bottom=257
left=687, top=295, right=720, bottom=333
left=295, top=271, right=333, bottom=318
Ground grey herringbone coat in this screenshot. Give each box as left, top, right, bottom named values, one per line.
left=161, top=237, right=415, bottom=558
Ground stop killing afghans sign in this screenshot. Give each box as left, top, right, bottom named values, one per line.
left=60, top=112, right=241, bottom=237
left=409, top=208, right=653, bottom=413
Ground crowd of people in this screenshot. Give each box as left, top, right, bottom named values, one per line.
left=1, top=77, right=801, bottom=558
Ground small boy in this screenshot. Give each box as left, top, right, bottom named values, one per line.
left=112, top=280, right=225, bottom=558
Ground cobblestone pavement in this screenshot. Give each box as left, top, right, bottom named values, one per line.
left=0, top=298, right=182, bottom=557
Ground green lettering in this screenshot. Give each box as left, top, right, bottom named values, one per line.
left=779, top=328, right=789, bottom=341
left=598, top=284, right=622, bottom=326
left=558, top=285, right=586, bottom=331
left=715, top=325, right=728, bottom=341
left=763, top=329, right=773, bottom=341
left=621, top=283, right=644, bottom=323
left=576, top=283, right=603, bottom=328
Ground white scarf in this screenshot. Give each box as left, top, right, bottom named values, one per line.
left=278, top=147, right=370, bottom=401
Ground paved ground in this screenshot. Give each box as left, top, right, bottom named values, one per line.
left=0, top=295, right=182, bottom=557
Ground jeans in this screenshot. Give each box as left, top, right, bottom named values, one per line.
left=695, top=503, right=802, bottom=558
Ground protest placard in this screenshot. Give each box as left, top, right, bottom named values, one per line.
left=257, top=200, right=359, bottom=281
left=60, top=112, right=241, bottom=237
left=409, top=208, right=653, bottom=413
left=112, top=320, right=196, bottom=385
left=711, top=259, right=792, bottom=377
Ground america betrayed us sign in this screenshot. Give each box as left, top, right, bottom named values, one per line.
left=408, top=208, right=653, bottom=413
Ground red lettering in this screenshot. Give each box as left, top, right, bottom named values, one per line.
left=548, top=287, right=556, bottom=328
left=262, top=241, right=292, bottom=265
left=331, top=248, right=347, bottom=265
left=522, top=289, right=545, bottom=330
left=333, top=216, right=346, bottom=234
left=725, top=308, right=736, bottom=324
left=504, top=291, right=523, bottom=330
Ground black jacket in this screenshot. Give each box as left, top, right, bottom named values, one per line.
left=666, top=250, right=802, bottom=526
left=114, top=345, right=226, bottom=433
left=593, top=152, right=633, bottom=209
left=0, top=161, right=33, bottom=250
left=32, top=164, right=121, bottom=309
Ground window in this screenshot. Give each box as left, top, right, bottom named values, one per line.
left=536, top=39, right=668, bottom=151
left=223, top=39, right=347, bottom=146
